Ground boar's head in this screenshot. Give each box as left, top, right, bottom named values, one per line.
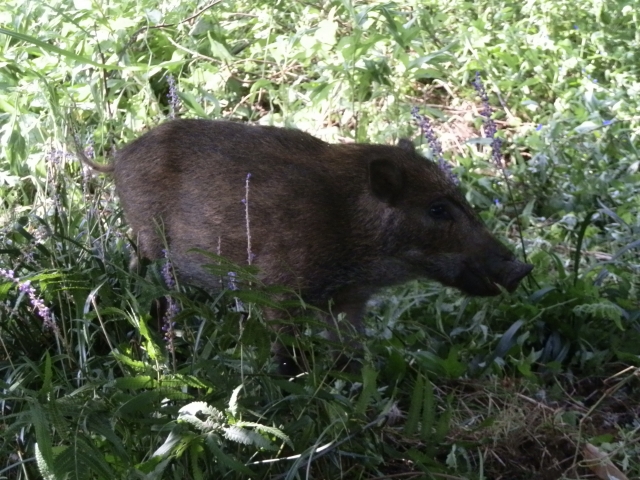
left=361, top=140, right=533, bottom=296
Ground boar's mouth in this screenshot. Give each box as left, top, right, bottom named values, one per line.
left=457, top=260, right=533, bottom=297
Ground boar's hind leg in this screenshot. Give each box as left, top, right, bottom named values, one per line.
left=128, top=227, right=164, bottom=274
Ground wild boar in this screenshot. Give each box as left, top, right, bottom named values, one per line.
left=79, top=119, right=532, bottom=364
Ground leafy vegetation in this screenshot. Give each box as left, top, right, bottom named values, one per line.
left=1, top=0, right=639, bottom=478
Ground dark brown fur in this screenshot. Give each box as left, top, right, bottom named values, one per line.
left=80, top=119, right=532, bottom=356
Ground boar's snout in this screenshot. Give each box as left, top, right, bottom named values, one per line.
left=463, top=256, right=533, bottom=296
left=501, top=260, right=534, bottom=292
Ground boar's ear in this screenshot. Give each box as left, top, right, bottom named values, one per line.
left=369, top=159, right=404, bottom=204
left=398, top=138, right=415, bottom=153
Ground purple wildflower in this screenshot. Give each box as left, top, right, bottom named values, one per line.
left=410, top=107, right=459, bottom=185
left=0, top=268, right=56, bottom=332
left=161, top=298, right=180, bottom=352
left=472, top=72, right=503, bottom=168
left=0, top=268, right=15, bottom=281
left=18, top=281, right=53, bottom=329
left=46, top=149, right=63, bottom=186
left=161, top=249, right=176, bottom=290
left=167, top=74, right=180, bottom=119
left=161, top=249, right=180, bottom=350
left=536, top=124, right=543, bottom=131
left=84, top=142, right=95, bottom=160
left=46, top=150, right=64, bottom=165
left=602, top=119, right=613, bottom=126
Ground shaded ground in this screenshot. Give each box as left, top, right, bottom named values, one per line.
left=376, top=367, right=639, bottom=479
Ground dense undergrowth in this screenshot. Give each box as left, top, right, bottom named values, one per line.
left=1, top=0, right=639, bottom=478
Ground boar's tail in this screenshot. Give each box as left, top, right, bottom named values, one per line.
left=75, top=148, right=114, bottom=173
left=71, top=135, right=115, bottom=174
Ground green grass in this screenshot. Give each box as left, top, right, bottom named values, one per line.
left=1, top=0, right=639, bottom=478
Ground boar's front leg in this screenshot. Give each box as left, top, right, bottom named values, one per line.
left=266, top=306, right=309, bottom=376
left=325, top=286, right=369, bottom=344
left=320, top=286, right=373, bottom=372
left=269, top=287, right=370, bottom=375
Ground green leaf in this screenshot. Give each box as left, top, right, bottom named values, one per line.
left=493, top=320, right=525, bottom=359
left=111, top=352, right=148, bottom=372
left=442, top=347, right=465, bottom=378
left=170, top=374, right=213, bottom=390
left=154, top=429, right=184, bottom=457
left=114, top=375, right=156, bottom=390
left=412, top=67, right=444, bottom=80
left=378, top=6, right=405, bottom=47
left=207, top=35, right=234, bottom=61
left=235, top=422, right=292, bottom=448
left=0, top=28, right=121, bottom=70
left=408, top=51, right=453, bottom=69
left=34, top=443, right=56, bottom=480
left=573, top=301, right=624, bottom=329
left=223, top=425, right=273, bottom=449
left=434, top=393, right=453, bottom=443
left=404, top=374, right=423, bottom=436
left=190, top=443, right=205, bottom=480
left=117, top=390, right=163, bottom=416
left=529, top=286, right=556, bottom=303
left=31, top=403, right=55, bottom=477
left=574, top=120, right=600, bottom=134
left=355, top=364, right=378, bottom=416
left=206, top=436, right=256, bottom=476
left=135, top=314, right=162, bottom=361
left=53, top=435, right=115, bottom=479
left=179, top=91, right=209, bottom=118
left=40, top=351, right=52, bottom=396
left=86, top=413, right=130, bottom=461
left=420, top=375, right=435, bottom=442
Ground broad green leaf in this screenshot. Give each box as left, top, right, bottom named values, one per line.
left=355, top=364, right=377, bottom=415
left=404, top=374, right=423, bottom=436
left=114, top=375, right=156, bottom=390
left=0, top=28, right=121, bottom=70
left=574, top=120, right=600, bottom=134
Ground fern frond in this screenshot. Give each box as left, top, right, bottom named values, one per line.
left=223, top=426, right=273, bottom=450
left=235, top=421, right=292, bottom=448
left=35, top=443, right=56, bottom=480
left=573, top=301, right=624, bottom=328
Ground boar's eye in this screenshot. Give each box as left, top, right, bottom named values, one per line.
left=429, top=203, right=452, bottom=221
